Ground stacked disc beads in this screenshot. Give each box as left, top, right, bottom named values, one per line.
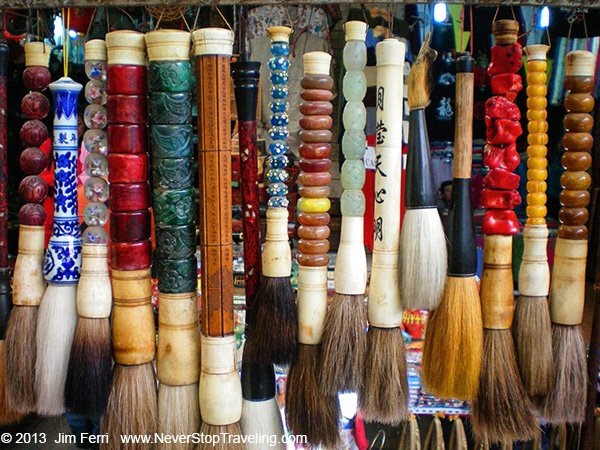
left=19, top=43, right=52, bottom=227
left=297, top=52, right=334, bottom=268
left=266, top=27, right=292, bottom=209
left=482, top=20, right=523, bottom=235
left=559, top=51, right=594, bottom=241
left=147, top=30, right=196, bottom=295
left=82, top=40, right=109, bottom=244
left=340, top=22, right=367, bottom=217
left=524, top=45, right=549, bottom=225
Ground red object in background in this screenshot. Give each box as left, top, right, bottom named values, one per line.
left=20, top=147, right=49, bottom=175
left=482, top=209, right=520, bottom=235
left=353, top=412, right=369, bottom=450
left=110, top=210, right=151, bottom=242
left=22, top=66, right=52, bottom=91
left=491, top=73, right=523, bottom=102
left=20, top=119, right=48, bottom=147
left=68, top=8, right=94, bottom=33
left=110, top=182, right=151, bottom=212
left=108, top=153, right=149, bottom=183
left=481, top=188, right=521, bottom=209
left=485, top=96, right=521, bottom=121
left=483, top=168, right=520, bottom=191
left=18, top=203, right=46, bottom=226
left=107, top=65, right=147, bottom=95
left=108, top=124, right=147, bottom=154
left=487, top=44, right=523, bottom=76
left=107, top=95, right=147, bottom=125
left=483, top=143, right=520, bottom=172
left=485, top=117, right=522, bottom=145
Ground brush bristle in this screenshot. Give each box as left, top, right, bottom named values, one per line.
left=243, top=277, right=297, bottom=365
left=360, top=327, right=409, bottom=425
left=241, top=398, right=285, bottom=450
left=5, top=306, right=37, bottom=413
left=65, top=318, right=112, bottom=416
left=422, top=276, right=482, bottom=400
left=399, top=209, right=447, bottom=310
left=320, top=293, right=367, bottom=394
left=542, top=324, right=587, bottom=425
left=513, top=296, right=553, bottom=400
left=472, top=329, right=540, bottom=444
left=286, top=344, right=340, bottom=448
left=198, top=423, right=245, bottom=450
left=158, top=383, right=201, bottom=449
left=0, top=341, right=24, bottom=426
left=35, top=284, right=77, bottom=416
left=407, top=33, right=437, bottom=109
left=101, top=363, right=158, bottom=450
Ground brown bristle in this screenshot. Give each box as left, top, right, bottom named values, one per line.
left=319, top=293, right=367, bottom=394
left=512, top=296, right=553, bottom=400
left=542, top=324, right=587, bottom=425
left=472, top=329, right=540, bottom=444
left=286, top=344, right=340, bottom=448
left=198, top=423, right=245, bottom=450
left=422, top=276, right=482, bottom=400
left=243, top=277, right=297, bottom=365
left=158, top=383, right=201, bottom=449
left=0, top=341, right=25, bottom=426
left=360, top=327, right=409, bottom=425
left=100, top=363, right=158, bottom=450
left=65, top=318, right=112, bottom=416
left=407, top=33, right=437, bottom=110
left=5, top=305, right=37, bottom=413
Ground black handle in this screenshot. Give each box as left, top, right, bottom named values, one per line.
left=405, top=108, right=437, bottom=208
left=0, top=44, right=8, bottom=77
left=241, top=361, right=276, bottom=401
left=0, top=268, right=11, bottom=339
left=447, top=179, right=477, bottom=276
left=232, top=60, right=261, bottom=122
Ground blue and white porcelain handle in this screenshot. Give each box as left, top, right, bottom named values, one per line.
left=44, top=77, right=83, bottom=283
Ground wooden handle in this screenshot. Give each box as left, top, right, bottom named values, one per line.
left=550, top=237, right=587, bottom=325
left=518, top=225, right=550, bottom=297
left=262, top=208, right=291, bottom=277
left=453, top=56, right=474, bottom=179
left=297, top=265, right=328, bottom=344
left=77, top=244, right=112, bottom=318
left=12, top=225, right=46, bottom=306
left=111, top=269, right=156, bottom=365
left=199, top=335, right=242, bottom=425
left=157, top=292, right=200, bottom=385
left=481, top=235, right=514, bottom=329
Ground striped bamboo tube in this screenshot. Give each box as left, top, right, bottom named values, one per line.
left=5, top=42, right=51, bottom=414
left=513, top=44, right=553, bottom=401
left=285, top=51, right=340, bottom=448
left=320, top=20, right=368, bottom=396
left=543, top=50, right=596, bottom=425
left=146, top=29, right=201, bottom=447
left=101, top=31, right=157, bottom=449
left=192, top=28, right=243, bottom=449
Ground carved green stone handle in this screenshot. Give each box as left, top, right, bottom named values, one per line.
left=149, top=61, right=193, bottom=93
left=150, top=125, right=193, bottom=158
left=152, top=157, right=194, bottom=190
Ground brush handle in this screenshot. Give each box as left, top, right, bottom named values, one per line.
left=0, top=44, right=8, bottom=271
left=232, top=60, right=262, bottom=304
left=335, top=216, right=367, bottom=294
left=518, top=225, right=550, bottom=297
left=13, top=225, right=46, bottom=306
left=199, top=334, right=243, bottom=425
left=405, top=109, right=436, bottom=208
left=297, top=265, right=328, bottom=344
left=550, top=237, right=587, bottom=325
left=241, top=362, right=276, bottom=401
left=157, top=292, right=201, bottom=386
left=111, top=268, right=156, bottom=365
left=262, top=208, right=291, bottom=277
left=77, top=244, right=111, bottom=318
left=481, top=234, right=514, bottom=330
left=368, top=38, right=405, bottom=328
left=448, top=55, right=476, bottom=276
left=193, top=28, right=234, bottom=338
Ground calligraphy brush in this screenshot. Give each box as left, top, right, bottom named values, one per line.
left=422, top=53, right=482, bottom=400
left=399, top=34, right=447, bottom=311
left=513, top=45, right=553, bottom=402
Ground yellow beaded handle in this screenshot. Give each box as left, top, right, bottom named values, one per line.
left=525, top=45, right=549, bottom=225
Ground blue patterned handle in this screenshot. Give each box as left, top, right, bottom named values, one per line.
left=45, top=77, right=83, bottom=283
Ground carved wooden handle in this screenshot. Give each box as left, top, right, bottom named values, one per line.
left=481, top=235, right=514, bottom=329
left=77, top=244, right=111, bottom=318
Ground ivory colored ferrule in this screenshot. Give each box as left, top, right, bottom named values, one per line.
left=297, top=265, right=328, bottom=344
left=84, top=39, right=107, bottom=62
left=111, top=269, right=156, bottom=365
left=106, top=30, right=146, bottom=66
left=481, top=235, right=514, bottom=330
left=145, top=29, right=191, bottom=62
left=13, top=225, right=46, bottom=306
left=24, top=42, right=51, bottom=67
left=334, top=216, right=367, bottom=295
left=565, top=50, right=596, bottom=77
left=550, top=237, right=587, bottom=325
left=367, top=249, right=403, bottom=328
left=344, top=21, right=367, bottom=41
left=77, top=244, right=112, bottom=319
left=192, top=28, right=234, bottom=57
left=262, top=207, right=291, bottom=278
left=199, top=335, right=243, bottom=425
left=518, top=225, right=550, bottom=297
left=297, top=197, right=330, bottom=213
left=303, top=52, right=332, bottom=76
left=158, top=292, right=201, bottom=386
left=267, top=26, right=292, bottom=43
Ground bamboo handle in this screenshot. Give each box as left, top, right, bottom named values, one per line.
left=262, top=208, right=291, bottom=277
left=77, top=244, right=112, bottom=318
left=157, top=292, right=201, bottom=385
left=518, top=225, right=550, bottom=297
left=481, top=235, right=514, bottom=329
left=12, top=225, right=46, bottom=306
left=453, top=56, right=474, bottom=179
left=297, top=265, right=328, bottom=345
left=550, top=238, right=587, bottom=325
left=111, top=269, right=156, bottom=365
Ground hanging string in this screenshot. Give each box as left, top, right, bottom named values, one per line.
left=180, top=9, right=191, bottom=32
left=214, top=7, right=233, bottom=32
left=567, top=9, right=589, bottom=47
left=84, top=8, right=97, bottom=42
left=192, top=7, right=201, bottom=31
